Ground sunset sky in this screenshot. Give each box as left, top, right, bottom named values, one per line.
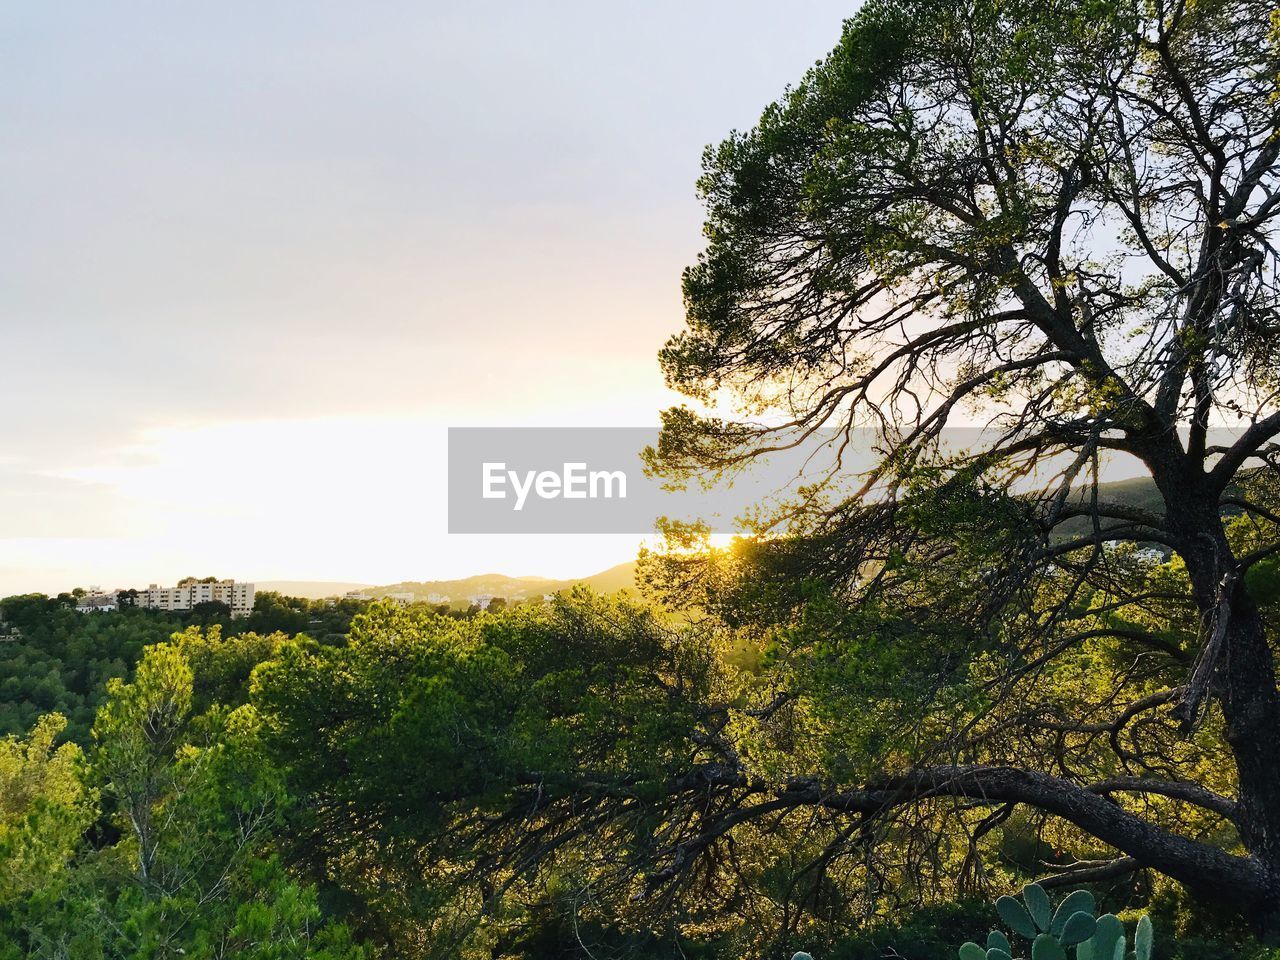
left=1, top=2, right=856, bottom=595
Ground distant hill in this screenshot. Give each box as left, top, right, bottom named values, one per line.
left=1053, top=472, right=1248, bottom=543
left=1073, top=475, right=1166, bottom=514
left=1051, top=475, right=1167, bottom=539
left=580, top=560, right=638, bottom=594
left=258, top=561, right=638, bottom=604
left=369, top=561, right=638, bottom=605
left=255, top=580, right=375, bottom=600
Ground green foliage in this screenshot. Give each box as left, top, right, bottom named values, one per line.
left=961, top=885, right=1151, bottom=960
left=250, top=591, right=721, bottom=944
left=0, top=635, right=367, bottom=959
left=0, top=597, right=187, bottom=742
left=0, top=713, right=96, bottom=903
left=0, top=588, right=1255, bottom=958
left=245, top=591, right=369, bottom=643
left=0, top=588, right=373, bottom=747
left=1244, top=557, right=1280, bottom=605
left=817, top=900, right=996, bottom=960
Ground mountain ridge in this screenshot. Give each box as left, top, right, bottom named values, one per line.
left=258, top=560, right=637, bottom=602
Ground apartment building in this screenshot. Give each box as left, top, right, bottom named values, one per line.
left=136, top=580, right=255, bottom=618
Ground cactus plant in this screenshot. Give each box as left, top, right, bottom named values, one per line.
left=957, top=883, right=1154, bottom=960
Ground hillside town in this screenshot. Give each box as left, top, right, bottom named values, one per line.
left=74, top=578, right=256, bottom=618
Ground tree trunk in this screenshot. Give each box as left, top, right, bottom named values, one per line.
left=1222, top=603, right=1280, bottom=938
left=1161, top=468, right=1280, bottom=933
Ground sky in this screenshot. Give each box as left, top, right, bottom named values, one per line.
left=0, top=1, right=859, bottom=595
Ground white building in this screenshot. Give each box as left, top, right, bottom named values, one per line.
left=75, top=590, right=118, bottom=614
left=76, top=595, right=118, bottom=614
left=136, top=580, right=255, bottom=618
